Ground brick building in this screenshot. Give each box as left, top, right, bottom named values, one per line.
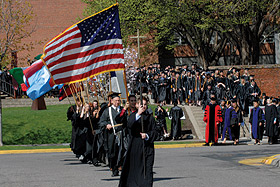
left=17, top=0, right=86, bottom=67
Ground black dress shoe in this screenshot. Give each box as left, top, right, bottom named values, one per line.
left=203, top=143, right=209, bottom=146
left=111, top=171, right=119, bottom=177
left=93, top=162, right=101, bottom=167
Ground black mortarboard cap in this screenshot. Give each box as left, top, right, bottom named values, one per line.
left=250, top=75, right=255, bottom=77
left=231, top=98, right=237, bottom=103
left=253, top=99, right=259, bottom=103
left=241, top=76, right=245, bottom=79
left=210, top=96, right=217, bottom=101
left=108, top=92, right=121, bottom=99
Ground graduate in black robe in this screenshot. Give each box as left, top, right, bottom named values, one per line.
left=151, top=75, right=159, bottom=103
left=265, top=98, right=278, bottom=144
left=72, top=107, right=88, bottom=161
left=115, top=95, right=137, bottom=168
left=247, top=80, right=261, bottom=106
left=91, top=106, right=102, bottom=166
left=234, top=76, right=248, bottom=115
left=158, top=73, right=167, bottom=103
left=155, top=104, right=169, bottom=139
left=79, top=103, right=96, bottom=163
left=67, top=104, right=78, bottom=153
left=119, top=97, right=158, bottom=187
left=99, top=93, right=124, bottom=177
left=169, top=101, right=184, bottom=140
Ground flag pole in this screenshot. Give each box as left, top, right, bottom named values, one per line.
left=78, top=82, right=86, bottom=105
left=84, top=80, right=90, bottom=103
left=123, top=69, right=129, bottom=101
left=73, top=83, right=82, bottom=104
left=81, top=81, right=95, bottom=135
left=97, top=82, right=105, bottom=101
left=62, top=86, right=72, bottom=106
left=109, top=72, right=112, bottom=93
left=69, top=85, right=79, bottom=109
left=93, top=82, right=100, bottom=104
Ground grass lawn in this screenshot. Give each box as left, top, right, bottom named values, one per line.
left=2, top=104, right=71, bottom=145
left=2, top=104, right=173, bottom=146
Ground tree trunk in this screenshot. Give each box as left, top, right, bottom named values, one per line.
left=251, top=38, right=260, bottom=65
left=240, top=39, right=251, bottom=65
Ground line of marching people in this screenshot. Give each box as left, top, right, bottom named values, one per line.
left=204, top=95, right=280, bottom=146
left=67, top=93, right=159, bottom=186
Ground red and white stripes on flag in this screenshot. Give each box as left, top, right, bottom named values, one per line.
left=41, top=4, right=125, bottom=85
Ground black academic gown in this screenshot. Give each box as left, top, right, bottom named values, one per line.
left=265, top=104, right=278, bottom=140
left=115, top=108, right=131, bottom=167
left=67, top=105, right=77, bottom=151
left=99, top=106, right=123, bottom=173
left=235, top=83, right=248, bottom=112
left=169, top=106, right=184, bottom=139
left=151, top=79, right=159, bottom=103
left=91, top=114, right=101, bottom=164
left=72, top=112, right=87, bottom=156
left=119, top=111, right=158, bottom=187
left=247, top=85, right=261, bottom=105
left=158, top=77, right=166, bottom=103
left=83, top=115, right=95, bottom=160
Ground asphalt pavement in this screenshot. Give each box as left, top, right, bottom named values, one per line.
left=1, top=144, right=280, bottom=187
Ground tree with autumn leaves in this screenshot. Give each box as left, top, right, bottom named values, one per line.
left=82, top=0, right=280, bottom=69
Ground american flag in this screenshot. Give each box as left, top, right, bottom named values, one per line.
left=42, top=4, right=125, bottom=85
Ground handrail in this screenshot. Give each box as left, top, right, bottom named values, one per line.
left=0, top=79, right=16, bottom=98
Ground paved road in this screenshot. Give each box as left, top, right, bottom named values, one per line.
left=1, top=144, right=280, bottom=187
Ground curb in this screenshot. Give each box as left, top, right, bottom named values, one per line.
left=0, top=143, right=206, bottom=155
left=0, top=148, right=72, bottom=155
left=262, top=154, right=280, bottom=167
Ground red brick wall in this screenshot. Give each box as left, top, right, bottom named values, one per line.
left=18, top=0, right=86, bottom=66
left=209, top=64, right=280, bottom=97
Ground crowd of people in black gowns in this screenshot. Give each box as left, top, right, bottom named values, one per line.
left=66, top=63, right=280, bottom=186
left=67, top=93, right=159, bottom=186
left=126, top=63, right=280, bottom=145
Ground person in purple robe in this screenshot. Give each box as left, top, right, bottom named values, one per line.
left=222, top=100, right=237, bottom=144
left=249, top=100, right=264, bottom=145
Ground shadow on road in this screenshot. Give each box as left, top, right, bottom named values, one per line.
left=101, top=176, right=186, bottom=182
left=154, top=177, right=186, bottom=182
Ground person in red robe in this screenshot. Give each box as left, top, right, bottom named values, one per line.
left=203, top=95, right=223, bottom=146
